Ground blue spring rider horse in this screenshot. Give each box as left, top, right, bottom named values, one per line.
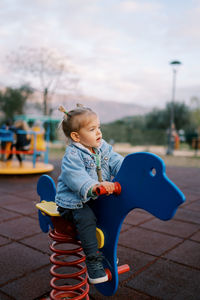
left=36, top=152, right=185, bottom=297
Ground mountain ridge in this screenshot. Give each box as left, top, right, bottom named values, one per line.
left=49, top=94, right=152, bottom=123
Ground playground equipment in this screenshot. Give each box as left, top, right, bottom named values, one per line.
left=0, top=128, right=14, bottom=160
left=36, top=152, right=185, bottom=299
left=0, top=126, right=53, bottom=175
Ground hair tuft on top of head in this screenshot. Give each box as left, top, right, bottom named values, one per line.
left=76, top=103, right=84, bottom=108
left=58, top=105, right=68, bottom=115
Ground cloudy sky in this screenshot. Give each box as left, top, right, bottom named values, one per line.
left=0, top=0, right=200, bottom=108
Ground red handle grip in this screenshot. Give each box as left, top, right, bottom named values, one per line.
left=96, top=182, right=121, bottom=196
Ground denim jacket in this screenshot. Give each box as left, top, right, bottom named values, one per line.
left=55, top=139, right=124, bottom=209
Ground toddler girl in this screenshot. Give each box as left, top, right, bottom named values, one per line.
left=56, top=104, right=123, bottom=284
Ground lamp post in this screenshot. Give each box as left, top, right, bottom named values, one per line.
left=166, top=60, right=182, bottom=155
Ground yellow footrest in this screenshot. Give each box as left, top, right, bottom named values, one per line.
left=36, top=201, right=60, bottom=216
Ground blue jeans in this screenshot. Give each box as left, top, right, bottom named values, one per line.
left=58, top=201, right=98, bottom=257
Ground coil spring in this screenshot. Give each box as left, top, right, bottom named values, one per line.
left=49, top=229, right=89, bottom=300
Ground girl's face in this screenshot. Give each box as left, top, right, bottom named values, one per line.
left=73, top=114, right=102, bottom=152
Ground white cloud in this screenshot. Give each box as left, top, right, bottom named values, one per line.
left=0, top=0, right=200, bottom=107
left=118, top=0, right=162, bottom=13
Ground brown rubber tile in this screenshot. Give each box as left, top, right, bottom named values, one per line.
left=164, top=239, right=200, bottom=268
left=0, top=162, right=199, bottom=299
left=0, top=216, right=41, bottom=240
left=127, top=259, right=200, bottom=299
left=0, top=242, right=50, bottom=286
left=119, top=227, right=182, bottom=256
left=140, top=218, right=199, bottom=238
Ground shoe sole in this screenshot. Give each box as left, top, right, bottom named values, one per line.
left=88, top=274, right=108, bottom=284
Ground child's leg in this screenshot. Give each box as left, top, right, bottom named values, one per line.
left=72, top=204, right=98, bottom=256
left=72, top=204, right=108, bottom=284
left=16, top=154, right=22, bottom=163
left=6, top=144, right=14, bottom=161
left=58, top=205, right=98, bottom=255
left=15, top=145, right=23, bottom=164
left=58, top=204, right=108, bottom=284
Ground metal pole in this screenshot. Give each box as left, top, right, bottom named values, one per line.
left=171, top=68, right=176, bottom=126
left=168, top=68, right=176, bottom=154
left=166, top=60, right=181, bottom=155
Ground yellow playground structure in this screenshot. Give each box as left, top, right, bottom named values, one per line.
left=0, top=116, right=57, bottom=175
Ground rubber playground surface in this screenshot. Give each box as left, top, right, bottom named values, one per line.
left=0, top=159, right=199, bottom=300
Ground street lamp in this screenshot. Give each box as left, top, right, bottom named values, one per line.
left=166, top=60, right=182, bottom=155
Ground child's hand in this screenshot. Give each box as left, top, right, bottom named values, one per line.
left=93, top=181, right=115, bottom=195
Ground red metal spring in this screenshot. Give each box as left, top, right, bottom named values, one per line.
left=48, top=226, right=89, bottom=300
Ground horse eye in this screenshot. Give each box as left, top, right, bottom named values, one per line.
left=150, top=168, right=156, bottom=177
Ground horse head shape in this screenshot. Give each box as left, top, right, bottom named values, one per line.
left=92, top=152, right=185, bottom=296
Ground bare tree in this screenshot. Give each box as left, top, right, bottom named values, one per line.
left=7, top=47, right=79, bottom=115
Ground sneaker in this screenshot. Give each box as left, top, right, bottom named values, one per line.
left=86, top=253, right=108, bottom=284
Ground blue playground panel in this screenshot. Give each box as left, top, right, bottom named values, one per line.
left=0, top=129, right=14, bottom=141
left=37, top=152, right=185, bottom=296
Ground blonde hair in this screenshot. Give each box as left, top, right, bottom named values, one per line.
left=14, top=120, right=31, bottom=139
left=58, top=104, right=96, bottom=138
left=14, top=120, right=30, bottom=131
